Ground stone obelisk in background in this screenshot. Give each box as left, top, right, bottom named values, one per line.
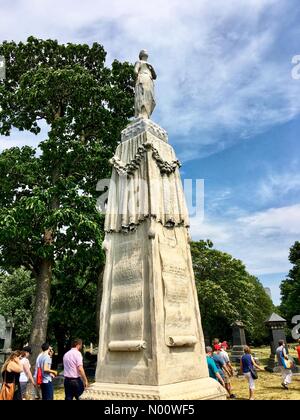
left=83, top=51, right=226, bottom=399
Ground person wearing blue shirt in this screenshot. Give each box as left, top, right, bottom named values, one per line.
left=206, top=346, right=225, bottom=388
left=35, top=343, right=58, bottom=400
left=240, top=346, right=263, bottom=400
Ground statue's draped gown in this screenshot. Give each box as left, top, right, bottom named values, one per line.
left=134, top=61, right=156, bottom=118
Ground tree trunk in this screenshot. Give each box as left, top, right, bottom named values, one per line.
left=29, top=257, right=52, bottom=366
left=29, top=111, right=61, bottom=367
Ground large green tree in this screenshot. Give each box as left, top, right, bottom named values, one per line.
left=0, top=37, right=134, bottom=361
left=280, top=241, right=300, bottom=322
left=191, top=240, right=274, bottom=344
left=0, top=266, right=100, bottom=357
left=0, top=268, right=35, bottom=349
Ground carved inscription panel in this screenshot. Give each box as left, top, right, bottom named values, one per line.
left=109, top=238, right=144, bottom=343
left=159, top=241, right=196, bottom=346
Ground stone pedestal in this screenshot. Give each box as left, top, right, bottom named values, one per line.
left=82, top=119, right=226, bottom=400
left=230, top=321, right=247, bottom=363
left=265, top=313, right=286, bottom=372
left=264, top=313, right=298, bottom=373
left=83, top=378, right=225, bottom=400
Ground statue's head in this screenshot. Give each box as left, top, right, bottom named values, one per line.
left=139, top=49, right=148, bottom=61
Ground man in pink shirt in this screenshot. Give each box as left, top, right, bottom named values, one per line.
left=63, top=338, right=89, bottom=400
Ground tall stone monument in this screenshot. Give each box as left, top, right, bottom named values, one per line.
left=83, top=51, right=226, bottom=400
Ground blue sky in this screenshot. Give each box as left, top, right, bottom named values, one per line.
left=1, top=0, right=300, bottom=305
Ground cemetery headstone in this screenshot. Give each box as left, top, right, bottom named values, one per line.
left=231, top=321, right=247, bottom=362
left=264, top=313, right=298, bottom=373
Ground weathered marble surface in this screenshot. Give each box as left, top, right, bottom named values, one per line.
left=134, top=50, right=157, bottom=119
left=121, top=118, right=168, bottom=143
left=105, top=125, right=188, bottom=233
left=83, top=378, right=226, bottom=400
left=82, top=120, right=226, bottom=400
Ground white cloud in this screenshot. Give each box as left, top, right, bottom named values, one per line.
left=238, top=203, right=300, bottom=235
left=190, top=203, right=300, bottom=276
left=257, top=169, right=300, bottom=203
left=0, top=0, right=299, bottom=158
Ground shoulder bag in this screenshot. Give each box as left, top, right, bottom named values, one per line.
left=0, top=371, right=15, bottom=400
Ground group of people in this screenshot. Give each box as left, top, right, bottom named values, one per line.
left=1, top=336, right=300, bottom=401
left=0, top=338, right=88, bottom=400
left=206, top=337, right=300, bottom=400
left=206, top=339, right=238, bottom=399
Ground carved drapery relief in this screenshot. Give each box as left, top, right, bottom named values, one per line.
left=105, top=131, right=189, bottom=233
left=110, top=141, right=181, bottom=177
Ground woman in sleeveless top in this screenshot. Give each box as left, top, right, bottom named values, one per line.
left=1, top=351, right=23, bottom=400
left=240, top=346, right=263, bottom=400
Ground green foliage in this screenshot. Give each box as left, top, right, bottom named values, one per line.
left=191, top=240, right=274, bottom=344
left=0, top=37, right=134, bottom=274
left=0, top=266, right=98, bottom=350
left=0, top=268, right=35, bottom=348
left=280, top=241, right=300, bottom=322
left=0, top=37, right=134, bottom=352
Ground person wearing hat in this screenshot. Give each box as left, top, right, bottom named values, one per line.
left=213, top=344, right=236, bottom=399
left=219, top=342, right=234, bottom=376
left=19, top=346, right=35, bottom=399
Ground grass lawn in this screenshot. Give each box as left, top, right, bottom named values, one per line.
left=54, top=345, right=300, bottom=400
left=230, top=371, right=300, bottom=400
left=229, top=345, right=300, bottom=400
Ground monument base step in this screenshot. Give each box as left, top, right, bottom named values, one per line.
left=80, top=378, right=226, bottom=400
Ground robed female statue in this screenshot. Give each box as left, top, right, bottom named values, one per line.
left=134, top=50, right=157, bottom=119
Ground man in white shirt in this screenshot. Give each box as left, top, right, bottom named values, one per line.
left=220, top=343, right=234, bottom=376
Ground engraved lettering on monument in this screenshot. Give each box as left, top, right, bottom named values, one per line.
left=108, top=240, right=144, bottom=350
left=159, top=243, right=196, bottom=347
